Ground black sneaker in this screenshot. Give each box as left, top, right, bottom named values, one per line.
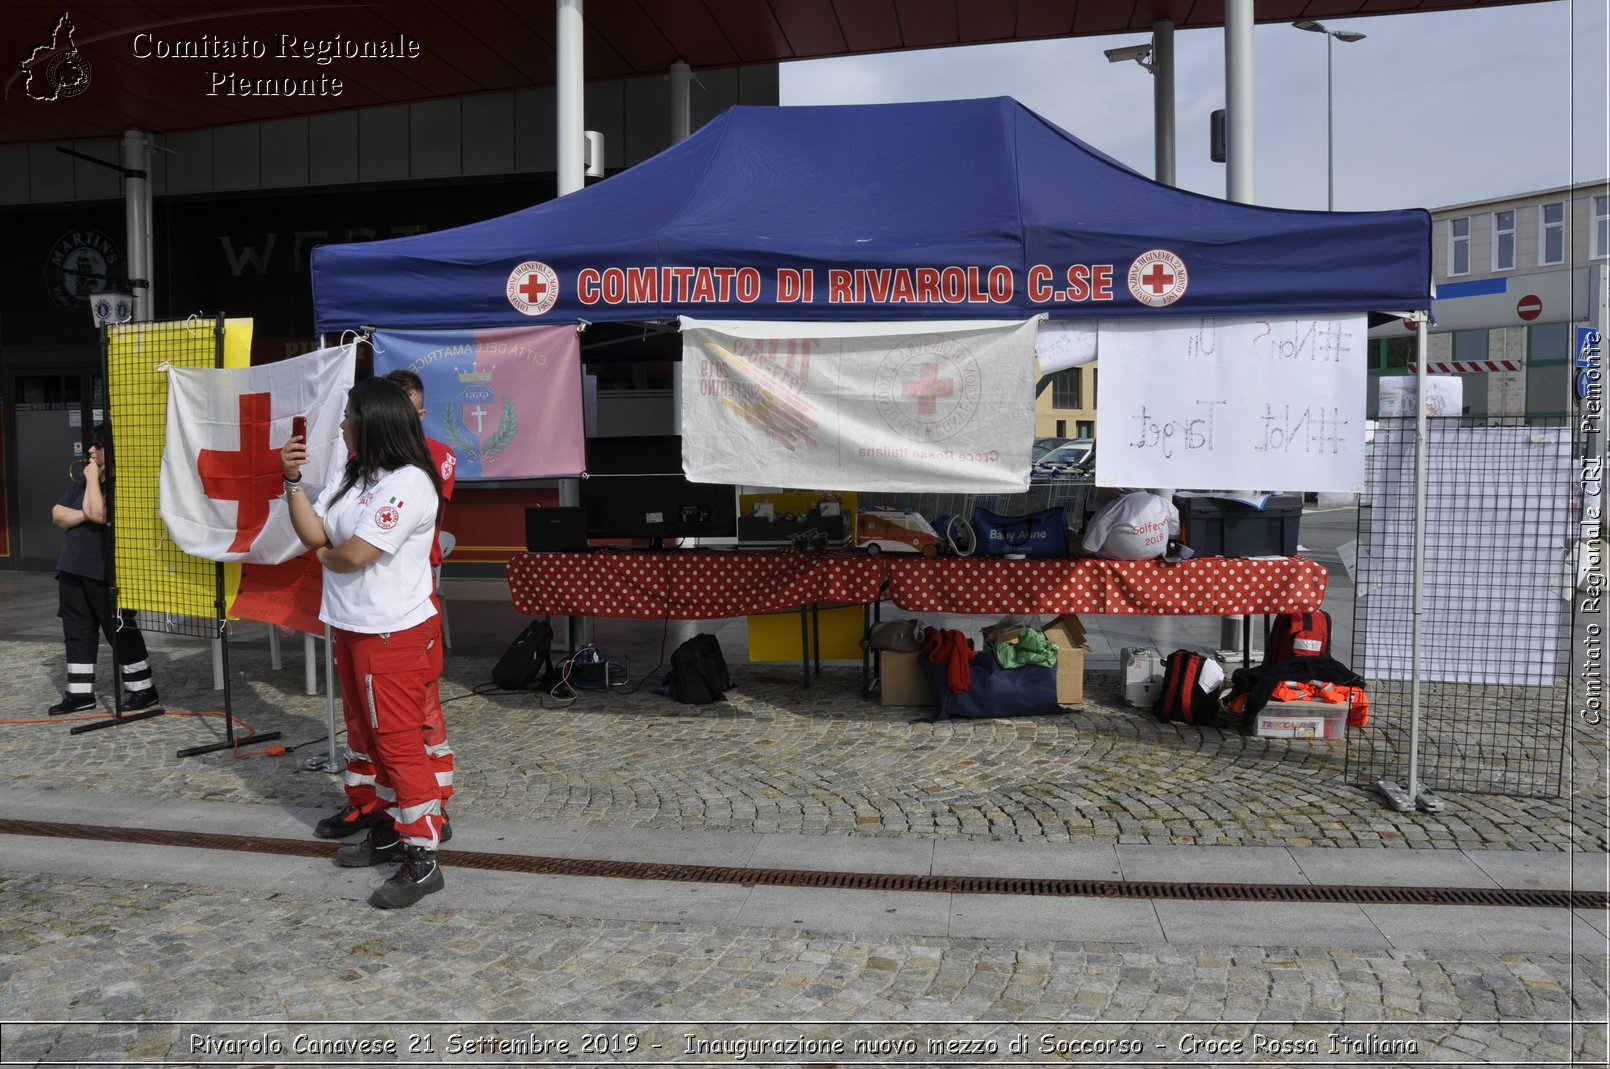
left=439, top=809, right=452, bottom=844
left=334, top=822, right=403, bottom=867
left=314, top=803, right=385, bottom=840
left=368, top=846, right=444, bottom=909
left=47, top=692, right=96, bottom=716
left=121, top=688, right=160, bottom=711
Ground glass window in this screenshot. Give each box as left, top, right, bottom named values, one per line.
left=1595, top=194, right=1610, bottom=259
left=1492, top=210, right=1515, bottom=270
left=1075, top=420, right=1093, bottom=438
left=1526, top=361, right=1568, bottom=422
left=1383, top=336, right=1415, bottom=369
left=1051, top=369, right=1082, bottom=409
left=1527, top=321, right=1571, bottom=365
left=1453, top=330, right=1489, bottom=362
left=1539, top=201, right=1565, bottom=265
left=1449, top=216, right=1471, bottom=275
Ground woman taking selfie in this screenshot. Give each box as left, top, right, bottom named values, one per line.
left=281, top=377, right=447, bottom=909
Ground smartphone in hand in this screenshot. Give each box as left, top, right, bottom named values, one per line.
left=292, top=415, right=307, bottom=441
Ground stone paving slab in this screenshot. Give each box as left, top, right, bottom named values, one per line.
left=1116, top=843, right=1310, bottom=884
left=1359, top=904, right=1595, bottom=954
left=1154, top=901, right=1390, bottom=949
left=1290, top=845, right=1502, bottom=888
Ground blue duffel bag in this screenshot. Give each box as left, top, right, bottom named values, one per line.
left=917, top=647, right=1061, bottom=720
left=972, top=505, right=1068, bottom=558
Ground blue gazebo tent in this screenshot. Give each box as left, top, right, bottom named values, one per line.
left=311, top=97, right=1431, bottom=332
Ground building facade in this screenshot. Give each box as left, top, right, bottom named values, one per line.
left=1, top=69, right=778, bottom=570
left=1039, top=179, right=1608, bottom=445
left=1366, top=179, right=1608, bottom=424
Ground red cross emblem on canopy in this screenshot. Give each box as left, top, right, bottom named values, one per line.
left=1140, top=262, right=1175, bottom=294
left=1126, top=249, right=1189, bottom=307
left=519, top=274, right=549, bottom=304
left=197, top=392, right=283, bottom=553
left=506, top=260, right=559, bottom=315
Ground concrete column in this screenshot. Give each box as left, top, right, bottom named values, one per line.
left=121, top=128, right=152, bottom=320
left=1223, top=0, right=1255, bottom=204
left=669, top=60, right=692, bottom=143
left=556, top=0, right=585, bottom=197
left=1151, top=20, right=1176, bottom=186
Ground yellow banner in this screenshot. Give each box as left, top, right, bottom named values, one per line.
left=109, top=318, right=252, bottom=620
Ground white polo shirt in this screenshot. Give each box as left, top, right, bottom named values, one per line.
left=313, top=465, right=439, bottom=633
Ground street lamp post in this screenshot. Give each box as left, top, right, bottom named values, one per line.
left=1293, top=19, right=1366, bottom=211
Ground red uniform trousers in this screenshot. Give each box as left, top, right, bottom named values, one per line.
left=333, top=617, right=446, bottom=849
left=422, top=591, right=454, bottom=804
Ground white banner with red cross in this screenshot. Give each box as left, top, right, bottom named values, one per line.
left=680, top=318, right=1039, bottom=493
left=159, top=343, right=357, bottom=563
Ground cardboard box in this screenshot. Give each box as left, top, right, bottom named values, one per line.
left=1254, top=699, right=1347, bottom=739
left=1121, top=646, right=1165, bottom=708
left=1041, top=614, right=1088, bottom=705
left=878, top=650, right=936, bottom=707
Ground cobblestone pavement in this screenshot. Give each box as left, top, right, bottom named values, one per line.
left=1, top=871, right=1605, bottom=1066
left=3, top=570, right=1607, bottom=1067
left=5, top=631, right=1605, bottom=854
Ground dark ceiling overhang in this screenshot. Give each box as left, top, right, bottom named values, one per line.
left=1, top=1, right=1550, bottom=146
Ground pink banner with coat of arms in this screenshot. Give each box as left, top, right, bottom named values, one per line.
left=373, top=325, right=585, bottom=479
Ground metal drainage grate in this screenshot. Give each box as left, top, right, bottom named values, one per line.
left=11, top=820, right=1606, bottom=910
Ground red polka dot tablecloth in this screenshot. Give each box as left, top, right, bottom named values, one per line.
left=506, top=549, right=887, bottom=619
left=883, top=556, right=1328, bottom=615
left=507, top=550, right=1327, bottom=619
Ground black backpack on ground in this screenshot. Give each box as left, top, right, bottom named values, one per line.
left=492, top=619, right=555, bottom=690
left=1153, top=649, right=1222, bottom=725
left=664, top=633, right=732, bottom=704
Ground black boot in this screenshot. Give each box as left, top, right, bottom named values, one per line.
left=47, top=692, right=96, bottom=715
left=121, top=687, right=160, bottom=711
left=368, top=846, right=444, bottom=909
left=314, top=803, right=386, bottom=840
left=334, top=822, right=403, bottom=867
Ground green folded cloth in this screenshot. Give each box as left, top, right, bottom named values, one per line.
left=995, top=627, right=1059, bottom=668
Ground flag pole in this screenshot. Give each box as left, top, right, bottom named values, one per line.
left=177, top=315, right=282, bottom=757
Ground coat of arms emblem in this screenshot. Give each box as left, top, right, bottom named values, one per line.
left=443, top=367, right=518, bottom=462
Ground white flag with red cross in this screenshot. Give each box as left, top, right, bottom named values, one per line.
left=159, top=343, right=356, bottom=563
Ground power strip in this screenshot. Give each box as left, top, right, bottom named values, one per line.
left=563, top=648, right=630, bottom=689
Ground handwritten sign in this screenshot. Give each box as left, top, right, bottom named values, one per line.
left=1095, top=316, right=1367, bottom=491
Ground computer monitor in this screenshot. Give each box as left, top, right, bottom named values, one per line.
left=584, top=434, right=683, bottom=475
left=579, top=473, right=738, bottom=547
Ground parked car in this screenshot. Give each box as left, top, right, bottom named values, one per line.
left=1032, top=436, right=1078, bottom=462
left=1038, top=438, right=1094, bottom=467
left=1032, top=437, right=1094, bottom=480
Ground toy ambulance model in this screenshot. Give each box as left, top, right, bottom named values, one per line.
left=855, top=509, right=942, bottom=557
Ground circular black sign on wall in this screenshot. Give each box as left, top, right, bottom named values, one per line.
left=45, top=228, right=122, bottom=309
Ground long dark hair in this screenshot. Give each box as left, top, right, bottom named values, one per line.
left=332, top=377, right=443, bottom=514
